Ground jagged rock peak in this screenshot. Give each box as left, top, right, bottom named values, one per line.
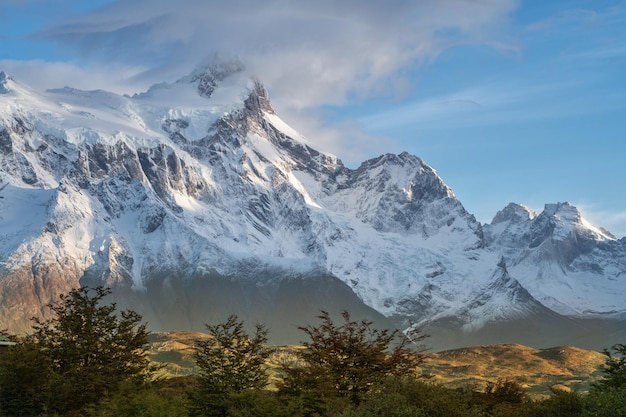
left=544, top=202, right=617, bottom=240
left=243, top=78, right=275, bottom=115
left=491, top=203, right=536, bottom=225
left=178, top=59, right=245, bottom=98
left=0, top=71, right=13, bottom=94
left=536, top=202, right=584, bottom=230
left=542, top=202, right=579, bottom=219
left=530, top=201, right=616, bottom=243
left=354, top=151, right=445, bottom=187
left=357, top=152, right=429, bottom=176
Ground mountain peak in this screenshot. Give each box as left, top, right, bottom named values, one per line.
left=539, top=202, right=615, bottom=241
left=1, top=63, right=625, bottom=349
left=491, top=203, right=536, bottom=225
left=177, top=59, right=246, bottom=98
left=543, top=201, right=578, bottom=218
left=537, top=202, right=585, bottom=234
left=0, top=71, right=13, bottom=94
left=243, top=78, right=275, bottom=115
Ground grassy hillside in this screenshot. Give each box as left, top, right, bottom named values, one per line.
left=421, top=344, right=606, bottom=397
left=146, top=331, right=607, bottom=397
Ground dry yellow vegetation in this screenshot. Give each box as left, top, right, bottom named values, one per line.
left=147, top=332, right=607, bottom=397
left=421, top=344, right=606, bottom=397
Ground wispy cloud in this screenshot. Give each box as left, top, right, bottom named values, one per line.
left=21, top=0, right=518, bottom=108
left=359, top=77, right=601, bottom=133
left=359, top=1, right=626, bottom=136
left=280, top=107, right=402, bottom=167
left=0, top=59, right=147, bottom=94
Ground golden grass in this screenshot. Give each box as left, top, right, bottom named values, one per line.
left=146, top=332, right=608, bottom=397
left=421, top=344, right=606, bottom=397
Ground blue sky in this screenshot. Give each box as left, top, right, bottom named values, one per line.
left=1, top=0, right=625, bottom=237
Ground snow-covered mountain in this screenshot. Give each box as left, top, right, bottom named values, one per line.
left=1, top=65, right=625, bottom=349
left=484, top=202, right=625, bottom=316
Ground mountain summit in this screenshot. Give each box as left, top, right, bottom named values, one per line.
left=0, top=71, right=12, bottom=94
left=1, top=66, right=625, bottom=349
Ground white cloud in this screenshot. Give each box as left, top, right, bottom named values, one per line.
left=2, top=0, right=519, bottom=161
left=26, top=0, right=518, bottom=109
left=277, top=106, right=402, bottom=167
left=0, top=59, right=148, bottom=94
left=358, top=68, right=626, bottom=135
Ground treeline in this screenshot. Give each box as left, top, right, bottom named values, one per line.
left=0, top=287, right=625, bottom=417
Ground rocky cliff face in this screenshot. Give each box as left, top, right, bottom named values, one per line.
left=1, top=65, right=624, bottom=349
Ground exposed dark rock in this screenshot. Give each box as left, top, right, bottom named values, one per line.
left=0, top=128, right=12, bottom=154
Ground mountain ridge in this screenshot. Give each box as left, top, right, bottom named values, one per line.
left=1, top=65, right=625, bottom=349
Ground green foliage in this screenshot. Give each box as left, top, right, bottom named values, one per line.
left=593, top=343, right=626, bottom=390
left=582, top=386, right=626, bottom=417
left=0, top=338, right=54, bottom=417
left=276, top=380, right=351, bottom=417
left=281, top=310, right=427, bottom=407
left=484, top=379, right=528, bottom=405
left=474, top=379, right=529, bottom=416
left=84, top=379, right=190, bottom=417
left=338, top=393, right=426, bottom=417
left=189, top=314, right=275, bottom=417
left=5, top=299, right=626, bottom=417
left=0, top=286, right=152, bottom=416
left=338, top=377, right=482, bottom=417
left=523, top=389, right=584, bottom=417
left=219, top=389, right=300, bottom=417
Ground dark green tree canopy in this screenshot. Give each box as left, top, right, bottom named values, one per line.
left=32, top=286, right=150, bottom=384
left=194, top=314, right=275, bottom=393
left=281, top=310, right=428, bottom=406
left=0, top=337, right=54, bottom=417
left=189, top=314, right=275, bottom=417
left=0, top=286, right=152, bottom=416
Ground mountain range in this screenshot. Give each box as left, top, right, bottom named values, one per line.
left=1, top=64, right=625, bottom=350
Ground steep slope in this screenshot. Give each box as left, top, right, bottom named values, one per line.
left=1, top=65, right=625, bottom=348
left=0, top=65, right=392, bottom=339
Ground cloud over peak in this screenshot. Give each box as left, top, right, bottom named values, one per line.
left=33, top=0, right=518, bottom=109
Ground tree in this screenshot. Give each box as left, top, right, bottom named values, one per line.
left=593, top=343, right=626, bottom=390
left=2, top=286, right=153, bottom=415
left=0, top=337, right=54, bottom=417
left=280, top=310, right=428, bottom=407
left=189, top=314, right=275, bottom=417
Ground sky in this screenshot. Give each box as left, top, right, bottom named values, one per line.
left=1, top=0, right=625, bottom=237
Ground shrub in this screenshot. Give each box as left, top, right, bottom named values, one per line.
left=339, top=377, right=482, bottom=417
left=583, top=386, right=626, bottom=417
